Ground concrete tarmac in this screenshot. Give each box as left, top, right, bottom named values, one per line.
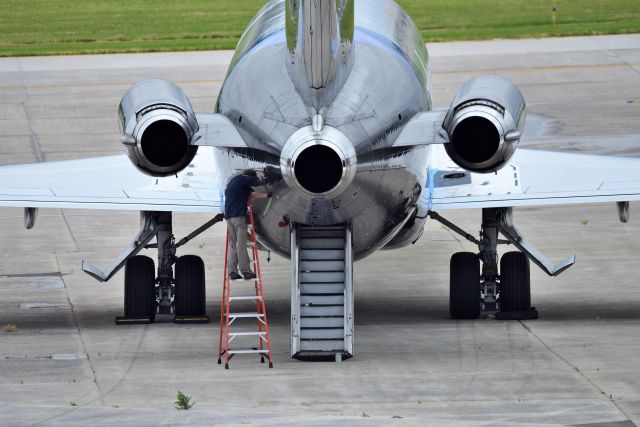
left=0, top=34, right=639, bottom=426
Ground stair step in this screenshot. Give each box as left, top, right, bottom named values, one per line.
left=300, top=328, right=344, bottom=339
left=229, top=331, right=266, bottom=336
left=227, top=348, right=270, bottom=354
left=229, top=296, right=262, bottom=301
left=300, top=238, right=345, bottom=249
left=229, top=277, right=258, bottom=282
left=299, top=227, right=345, bottom=232
left=227, top=312, right=264, bottom=318
left=299, top=249, right=345, bottom=260
left=301, top=283, right=345, bottom=294
left=300, top=316, right=344, bottom=328
left=300, top=340, right=345, bottom=351
left=301, top=305, right=344, bottom=316
left=301, top=295, right=344, bottom=305
left=300, top=271, right=345, bottom=283
left=299, top=230, right=345, bottom=239
left=300, top=260, right=345, bottom=271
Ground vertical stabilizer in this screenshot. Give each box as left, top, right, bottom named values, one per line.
left=285, top=0, right=354, bottom=105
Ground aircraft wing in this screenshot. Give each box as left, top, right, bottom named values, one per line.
left=424, top=145, right=640, bottom=211
left=0, top=147, right=222, bottom=213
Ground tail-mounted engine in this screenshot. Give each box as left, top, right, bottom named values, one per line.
left=443, top=75, right=526, bottom=173
left=119, top=79, right=198, bottom=177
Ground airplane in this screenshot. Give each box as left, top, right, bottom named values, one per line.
left=1, top=0, right=640, bottom=361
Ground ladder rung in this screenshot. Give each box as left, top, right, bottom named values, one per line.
left=229, top=332, right=266, bottom=336
left=228, top=348, right=270, bottom=354
left=228, top=312, right=265, bottom=318
left=230, top=296, right=262, bottom=300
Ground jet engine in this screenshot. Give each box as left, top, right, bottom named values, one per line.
left=118, top=79, right=199, bottom=177
left=442, top=75, right=526, bottom=173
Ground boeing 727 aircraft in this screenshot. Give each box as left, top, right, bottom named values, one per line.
left=1, top=0, right=640, bottom=360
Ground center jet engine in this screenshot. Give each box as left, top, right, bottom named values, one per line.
left=118, top=79, right=199, bottom=177
left=280, top=115, right=357, bottom=200
left=443, top=75, right=526, bottom=173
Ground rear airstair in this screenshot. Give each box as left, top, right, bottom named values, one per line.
left=290, top=224, right=354, bottom=360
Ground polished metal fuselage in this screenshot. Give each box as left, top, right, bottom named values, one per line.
left=213, top=0, right=432, bottom=260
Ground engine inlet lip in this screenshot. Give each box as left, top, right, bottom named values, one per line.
left=280, top=125, right=356, bottom=199
left=446, top=106, right=506, bottom=172
left=133, top=108, right=196, bottom=174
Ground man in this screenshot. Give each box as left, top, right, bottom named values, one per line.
left=224, top=169, right=269, bottom=280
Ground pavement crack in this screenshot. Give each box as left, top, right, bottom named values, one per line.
left=0, top=272, right=64, bottom=278
left=29, top=132, right=45, bottom=163
left=23, top=101, right=45, bottom=163
left=29, top=254, right=104, bottom=427
left=519, top=320, right=634, bottom=423
left=591, top=36, right=640, bottom=78
left=57, top=253, right=105, bottom=407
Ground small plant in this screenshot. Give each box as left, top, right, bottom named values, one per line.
left=70, top=402, right=78, bottom=407
left=361, top=411, right=369, bottom=417
left=3, top=324, right=17, bottom=333
left=175, top=391, right=195, bottom=410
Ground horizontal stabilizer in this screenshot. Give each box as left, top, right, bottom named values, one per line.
left=392, top=111, right=449, bottom=147
left=193, top=113, right=247, bottom=148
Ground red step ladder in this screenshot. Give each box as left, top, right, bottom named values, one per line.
left=218, top=198, right=273, bottom=369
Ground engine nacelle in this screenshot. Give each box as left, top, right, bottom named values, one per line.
left=442, top=75, right=526, bottom=173
left=118, top=79, right=198, bottom=177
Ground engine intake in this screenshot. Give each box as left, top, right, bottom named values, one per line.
left=443, top=75, right=526, bottom=173
left=280, top=122, right=356, bottom=199
left=119, top=79, right=198, bottom=177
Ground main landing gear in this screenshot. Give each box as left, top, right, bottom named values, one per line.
left=82, top=211, right=224, bottom=324
left=430, top=208, right=575, bottom=320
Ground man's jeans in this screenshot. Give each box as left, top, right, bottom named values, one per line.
left=227, top=216, right=250, bottom=274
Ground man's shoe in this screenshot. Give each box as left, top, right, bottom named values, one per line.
left=242, top=271, right=257, bottom=280
left=229, top=271, right=242, bottom=280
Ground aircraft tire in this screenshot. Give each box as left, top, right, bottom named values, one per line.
left=500, top=251, right=531, bottom=312
left=174, top=255, right=206, bottom=317
left=449, top=252, right=481, bottom=319
left=124, top=255, right=156, bottom=320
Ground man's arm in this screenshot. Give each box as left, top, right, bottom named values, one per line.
left=243, top=175, right=270, bottom=199
left=252, top=192, right=269, bottom=200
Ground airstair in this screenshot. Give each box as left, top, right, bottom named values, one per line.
left=290, top=224, right=354, bottom=360
left=218, top=199, right=273, bottom=369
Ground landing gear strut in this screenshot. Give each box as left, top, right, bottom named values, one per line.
left=479, top=208, right=499, bottom=312
left=447, top=208, right=507, bottom=318
left=156, top=212, right=175, bottom=316
left=430, top=208, right=574, bottom=320
left=83, top=211, right=224, bottom=324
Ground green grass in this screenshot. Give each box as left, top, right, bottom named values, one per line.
left=399, top=0, right=640, bottom=42
left=0, top=0, right=638, bottom=57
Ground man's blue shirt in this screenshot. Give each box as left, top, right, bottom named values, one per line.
left=224, top=175, right=260, bottom=218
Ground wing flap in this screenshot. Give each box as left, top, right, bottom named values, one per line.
left=425, top=146, right=640, bottom=211
left=0, top=147, right=222, bottom=213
